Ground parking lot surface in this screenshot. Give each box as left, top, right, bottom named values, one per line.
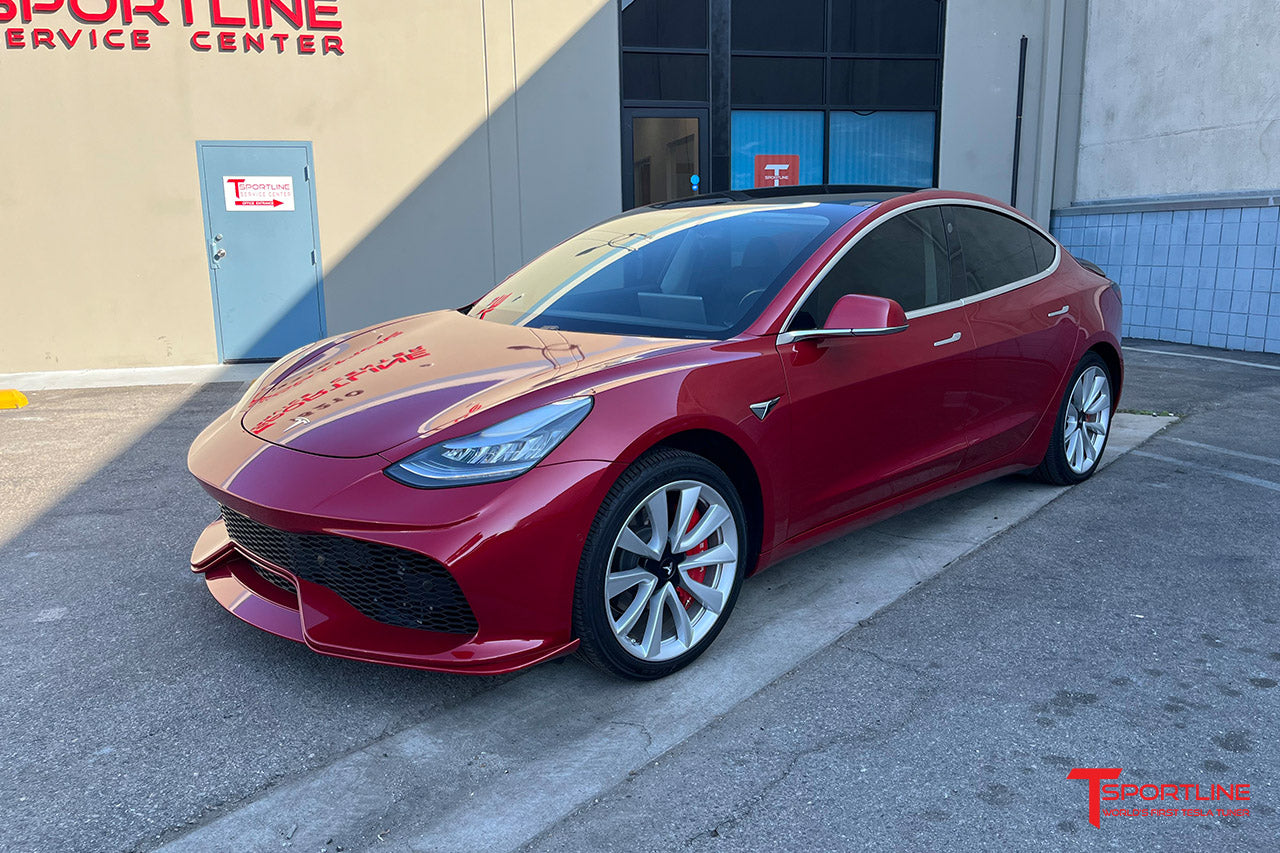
left=0, top=341, right=1276, bottom=852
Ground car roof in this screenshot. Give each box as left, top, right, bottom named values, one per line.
left=643, top=184, right=920, bottom=211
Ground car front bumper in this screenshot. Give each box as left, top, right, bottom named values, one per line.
left=188, top=411, right=622, bottom=675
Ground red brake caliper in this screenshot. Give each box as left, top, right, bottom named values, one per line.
left=677, top=508, right=709, bottom=609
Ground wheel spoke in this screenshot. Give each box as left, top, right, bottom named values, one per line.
left=678, top=569, right=726, bottom=614
left=678, top=503, right=730, bottom=553
left=677, top=541, right=736, bottom=571
left=606, top=568, right=656, bottom=599
left=617, top=526, right=661, bottom=561
left=669, top=485, right=701, bottom=550
left=612, top=576, right=657, bottom=636
left=666, top=584, right=694, bottom=648
left=1084, top=375, right=1108, bottom=414
left=644, top=492, right=669, bottom=557
left=640, top=586, right=666, bottom=659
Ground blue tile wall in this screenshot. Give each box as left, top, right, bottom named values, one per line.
left=1050, top=206, right=1280, bottom=354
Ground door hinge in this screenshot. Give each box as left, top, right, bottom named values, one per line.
left=311, top=251, right=316, bottom=265
left=304, top=166, right=310, bottom=182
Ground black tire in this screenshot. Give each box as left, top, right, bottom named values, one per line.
left=1032, top=352, right=1114, bottom=486
left=573, top=448, right=748, bottom=680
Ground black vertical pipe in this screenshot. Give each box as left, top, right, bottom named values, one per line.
left=1011, top=34, right=1029, bottom=208
left=709, top=0, right=732, bottom=193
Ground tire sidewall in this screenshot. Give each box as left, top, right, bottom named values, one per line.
left=574, top=450, right=748, bottom=680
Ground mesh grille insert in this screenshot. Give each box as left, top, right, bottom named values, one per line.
left=220, top=506, right=478, bottom=635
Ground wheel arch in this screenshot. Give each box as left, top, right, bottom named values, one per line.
left=651, top=429, right=766, bottom=576
left=1085, top=340, right=1124, bottom=405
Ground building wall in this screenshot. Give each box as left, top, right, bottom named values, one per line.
left=0, top=0, right=620, bottom=373
left=1051, top=0, right=1280, bottom=353
left=1074, top=0, right=1280, bottom=202
left=939, top=0, right=1066, bottom=226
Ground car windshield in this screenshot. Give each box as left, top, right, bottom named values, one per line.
left=467, top=203, right=862, bottom=339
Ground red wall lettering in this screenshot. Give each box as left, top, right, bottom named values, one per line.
left=209, top=0, right=243, bottom=27
left=67, top=0, right=116, bottom=24
left=261, top=0, right=301, bottom=28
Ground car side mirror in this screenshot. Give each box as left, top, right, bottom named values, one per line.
left=779, top=294, right=909, bottom=344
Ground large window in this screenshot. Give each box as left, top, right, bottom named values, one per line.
left=620, top=0, right=945, bottom=203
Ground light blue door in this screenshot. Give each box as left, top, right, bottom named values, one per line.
left=197, top=142, right=325, bottom=361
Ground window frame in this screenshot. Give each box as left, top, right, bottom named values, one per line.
left=778, top=199, right=1062, bottom=334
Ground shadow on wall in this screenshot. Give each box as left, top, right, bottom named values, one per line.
left=315, top=1, right=622, bottom=341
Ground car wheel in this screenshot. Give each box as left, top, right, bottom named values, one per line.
left=1032, top=352, right=1114, bottom=485
left=573, top=449, right=747, bottom=680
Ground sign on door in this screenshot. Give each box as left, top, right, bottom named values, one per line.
left=223, top=176, right=295, bottom=211
left=754, top=155, right=800, bottom=188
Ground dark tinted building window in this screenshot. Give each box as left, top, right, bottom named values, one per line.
left=946, top=206, right=1047, bottom=295
left=828, top=59, right=938, bottom=108
left=621, top=0, right=708, bottom=49
left=831, top=0, right=944, bottom=54
left=795, top=206, right=952, bottom=327
left=622, top=53, right=709, bottom=102
left=732, top=0, right=825, bottom=52
left=732, top=56, right=825, bottom=105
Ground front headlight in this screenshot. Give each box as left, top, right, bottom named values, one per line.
left=385, top=397, right=594, bottom=488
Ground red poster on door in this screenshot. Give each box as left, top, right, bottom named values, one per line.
left=754, top=155, right=800, bottom=188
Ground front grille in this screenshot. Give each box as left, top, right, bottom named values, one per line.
left=220, top=506, right=479, bottom=635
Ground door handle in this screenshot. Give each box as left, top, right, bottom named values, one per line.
left=933, top=331, right=962, bottom=347
left=213, top=248, right=227, bottom=262
left=1047, top=305, right=1069, bottom=318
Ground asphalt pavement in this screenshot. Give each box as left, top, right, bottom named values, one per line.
left=0, top=340, right=1276, bottom=852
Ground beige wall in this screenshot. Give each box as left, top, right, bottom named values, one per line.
left=0, top=0, right=620, bottom=372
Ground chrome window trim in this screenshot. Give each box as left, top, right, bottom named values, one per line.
left=778, top=198, right=1062, bottom=334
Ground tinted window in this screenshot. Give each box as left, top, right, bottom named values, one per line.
left=623, top=53, right=709, bottom=102
left=794, top=206, right=951, bottom=328
left=946, top=206, right=1048, bottom=295
left=470, top=205, right=857, bottom=339
left=732, top=56, right=825, bottom=105
left=622, top=0, right=708, bottom=49
left=828, top=59, right=938, bottom=108
left=830, top=0, right=943, bottom=54
left=1031, top=229, right=1057, bottom=270
left=732, top=0, right=825, bottom=52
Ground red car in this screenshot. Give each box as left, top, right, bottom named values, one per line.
left=189, top=187, right=1122, bottom=680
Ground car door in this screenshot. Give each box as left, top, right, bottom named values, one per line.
left=944, top=204, right=1080, bottom=469
left=779, top=205, right=976, bottom=539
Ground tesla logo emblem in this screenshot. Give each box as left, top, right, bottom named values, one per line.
left=284, top=417, right=310, bottom=432
left=754, top=155, right=799, bottom=188
left=750, top=396, right=781, bottom=421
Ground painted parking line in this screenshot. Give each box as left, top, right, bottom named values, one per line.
left=157, top=414, right=1175, bottom=853
left=1131, top=450, right=1280, bottom=494
left=1165, top=436, right=1280, bottom=467
left=1125, top=346, right=1280, bottom=372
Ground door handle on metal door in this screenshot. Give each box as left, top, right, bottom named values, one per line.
left=933, top=331, right=962, bottom=347
left=1047, top=305, right=1069, bottom=318
left=213, top=248, right=227, bottom=261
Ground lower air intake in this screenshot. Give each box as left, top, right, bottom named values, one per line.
left=219, top=506, right=478, bottom=635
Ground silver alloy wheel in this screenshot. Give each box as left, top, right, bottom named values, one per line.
left=604, top=479, right=739, bottom=662
left=1063, top=365, right=1112, bottom=475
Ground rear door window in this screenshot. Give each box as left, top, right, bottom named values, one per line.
left=792, top=206, right=952, bottom=329
left=945, top=205, right=1054, bottom=296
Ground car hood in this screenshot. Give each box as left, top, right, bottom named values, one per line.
left=240, top=310, right=701, bottom=457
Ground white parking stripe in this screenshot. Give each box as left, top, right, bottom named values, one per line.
left=1126, top=346, right=1280, bottom=371
left=1165, top=436, right=1280, bottom=467
left=1132, top=450, right=1280, bottom=493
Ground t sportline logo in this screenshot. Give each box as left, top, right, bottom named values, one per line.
left=1068, top=768, right=1252, bottom=828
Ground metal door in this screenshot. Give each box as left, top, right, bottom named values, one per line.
left=197, top=141, right=325, bottom=362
